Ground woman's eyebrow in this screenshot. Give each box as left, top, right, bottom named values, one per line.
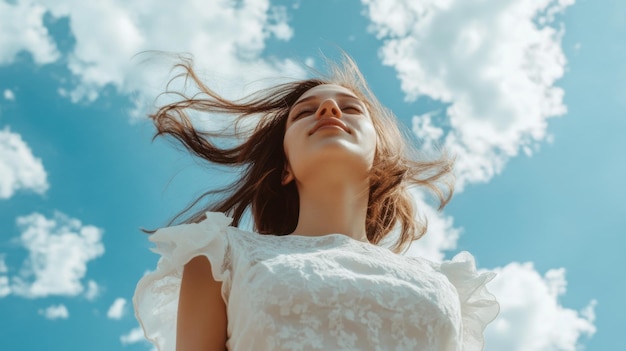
left=291, top=95, right=316, bottom=108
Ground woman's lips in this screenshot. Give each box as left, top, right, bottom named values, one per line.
left=309, top=118, right=349, bottom=135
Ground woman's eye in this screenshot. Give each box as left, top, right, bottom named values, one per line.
left=343, top=106, right=362, bottom=113
left=293, top=110, right=312, bottom=120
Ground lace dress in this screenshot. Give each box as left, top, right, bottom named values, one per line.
left=133, top=212, right=499, bottom=351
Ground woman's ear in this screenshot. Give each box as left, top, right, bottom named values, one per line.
left=281, top=165, right=294, bottom=185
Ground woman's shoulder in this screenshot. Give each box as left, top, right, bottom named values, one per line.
left=148, top=212, right=233, bottom=256
left=149, top=211, right=309, bottom=256
left=134, top=211, right=236, bottom=351
left=149, top=211, right=267, bottom=246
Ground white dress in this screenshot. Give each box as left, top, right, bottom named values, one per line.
left=133, top=212, right=499, bottom=351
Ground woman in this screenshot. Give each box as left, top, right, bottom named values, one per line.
left=133, top=54, right=499, bottom=351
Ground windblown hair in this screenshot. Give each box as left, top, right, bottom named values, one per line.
left=150, top=54, right=454, bottom=253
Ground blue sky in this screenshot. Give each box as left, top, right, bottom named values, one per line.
left=0, top=0, right=624, bottom=350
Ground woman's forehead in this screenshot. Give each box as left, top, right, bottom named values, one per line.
left=295, top=84, right=359, bottom=104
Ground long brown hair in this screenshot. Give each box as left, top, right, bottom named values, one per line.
left=150, top=54, right=454, bottom=253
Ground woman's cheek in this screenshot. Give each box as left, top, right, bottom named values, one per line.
left=362, top=122, right=378, bottom=163
left=283, top=126, right=302, bottom=163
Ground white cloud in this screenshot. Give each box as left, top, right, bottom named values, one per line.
left=3, top=89, right=15, bottom=101
left=107, top=297, right=127, bottom=320
left=266, top=5, right=294, bottom=41
left=0, top=255, right=7, bottom=273
left=2, top=0, right=305, bottom=118
left=39, top=304, right=69, bottom=320
left=0, top=255, right=9, bottom=298
left=573, top=42, right=582, bottom=53
left=0, top=0, right=59, bottom=65
left=9, top=212, right=105, bottom=298
left=362, top=0, right=574, bottom=189
left=412, top=113, right=444, bottom=152
left=0, top=276, right=9, bottom=298
left=0, top=127, right=49, bottom=199
left=484, top=262, right=596, bottom=351
left=84, top=280, right=100, bottom=301
left=120, top=326, right=147, bottom=345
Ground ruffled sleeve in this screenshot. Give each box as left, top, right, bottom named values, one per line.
left=133, top=211, right=233, bottom=351
left=438, top=252, right=500, bottom=351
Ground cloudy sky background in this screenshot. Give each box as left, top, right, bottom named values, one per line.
left=1, top=0, right=624, bottom=350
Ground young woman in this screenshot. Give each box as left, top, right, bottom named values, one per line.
left=133, top=55, right=499, bottom=351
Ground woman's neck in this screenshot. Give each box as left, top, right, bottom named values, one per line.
left=291, top=178, right=370, bottom=242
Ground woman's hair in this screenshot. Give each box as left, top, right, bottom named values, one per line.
left=150, top=54, right=454, bottom=253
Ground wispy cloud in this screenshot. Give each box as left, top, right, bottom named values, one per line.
left=0, top=276, right=9, bottom=298
left=0, top=255, right=7, bottom=273
left=0, top=127, right=49, bottom=199
left=83, top=280, right=100, bottom=301
left=0, top=255, right=9, bottom=298
left=6, top=212, right=104, bottom=298
left=107, top=298, right=127, bottom=320
left=3, top=89, right=15, bottom=101
left=120, top=326, right=147, bottom=346
left=39, top=304, right=69, bottom=320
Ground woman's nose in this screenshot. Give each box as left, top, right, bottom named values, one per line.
left=316, top=99, right=342, bottom=118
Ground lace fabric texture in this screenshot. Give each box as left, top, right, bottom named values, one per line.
left=133, top=212, right=499, bottom=351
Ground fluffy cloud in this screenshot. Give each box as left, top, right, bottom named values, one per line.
left=362, top=0, right=574, bottom=189
left=107, top=297, right=127, bottom=320
left=3, top=89, right=15, bottom=101
left=0, top=127, right=49, bottom=199
left=83, top=280, right=100, bottom=301
left=39, top=304, right=69, bottom=320
left=120, top=326, right=148, bottom=346
left=0, top=1, right=59, bottom=65
left=485, top=263, right=596, bottom=351
left=8, top=212, right=104, bottom=298
left=2, top=0, right=304, bottom=118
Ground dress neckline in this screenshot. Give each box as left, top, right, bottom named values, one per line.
left=284, top=232, right=370, bottom=244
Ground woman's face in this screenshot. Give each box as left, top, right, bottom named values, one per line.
left=283, top=84, right=377, bottom=184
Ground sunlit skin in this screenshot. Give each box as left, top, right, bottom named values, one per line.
left=282, top=84, right=377, bottom=242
